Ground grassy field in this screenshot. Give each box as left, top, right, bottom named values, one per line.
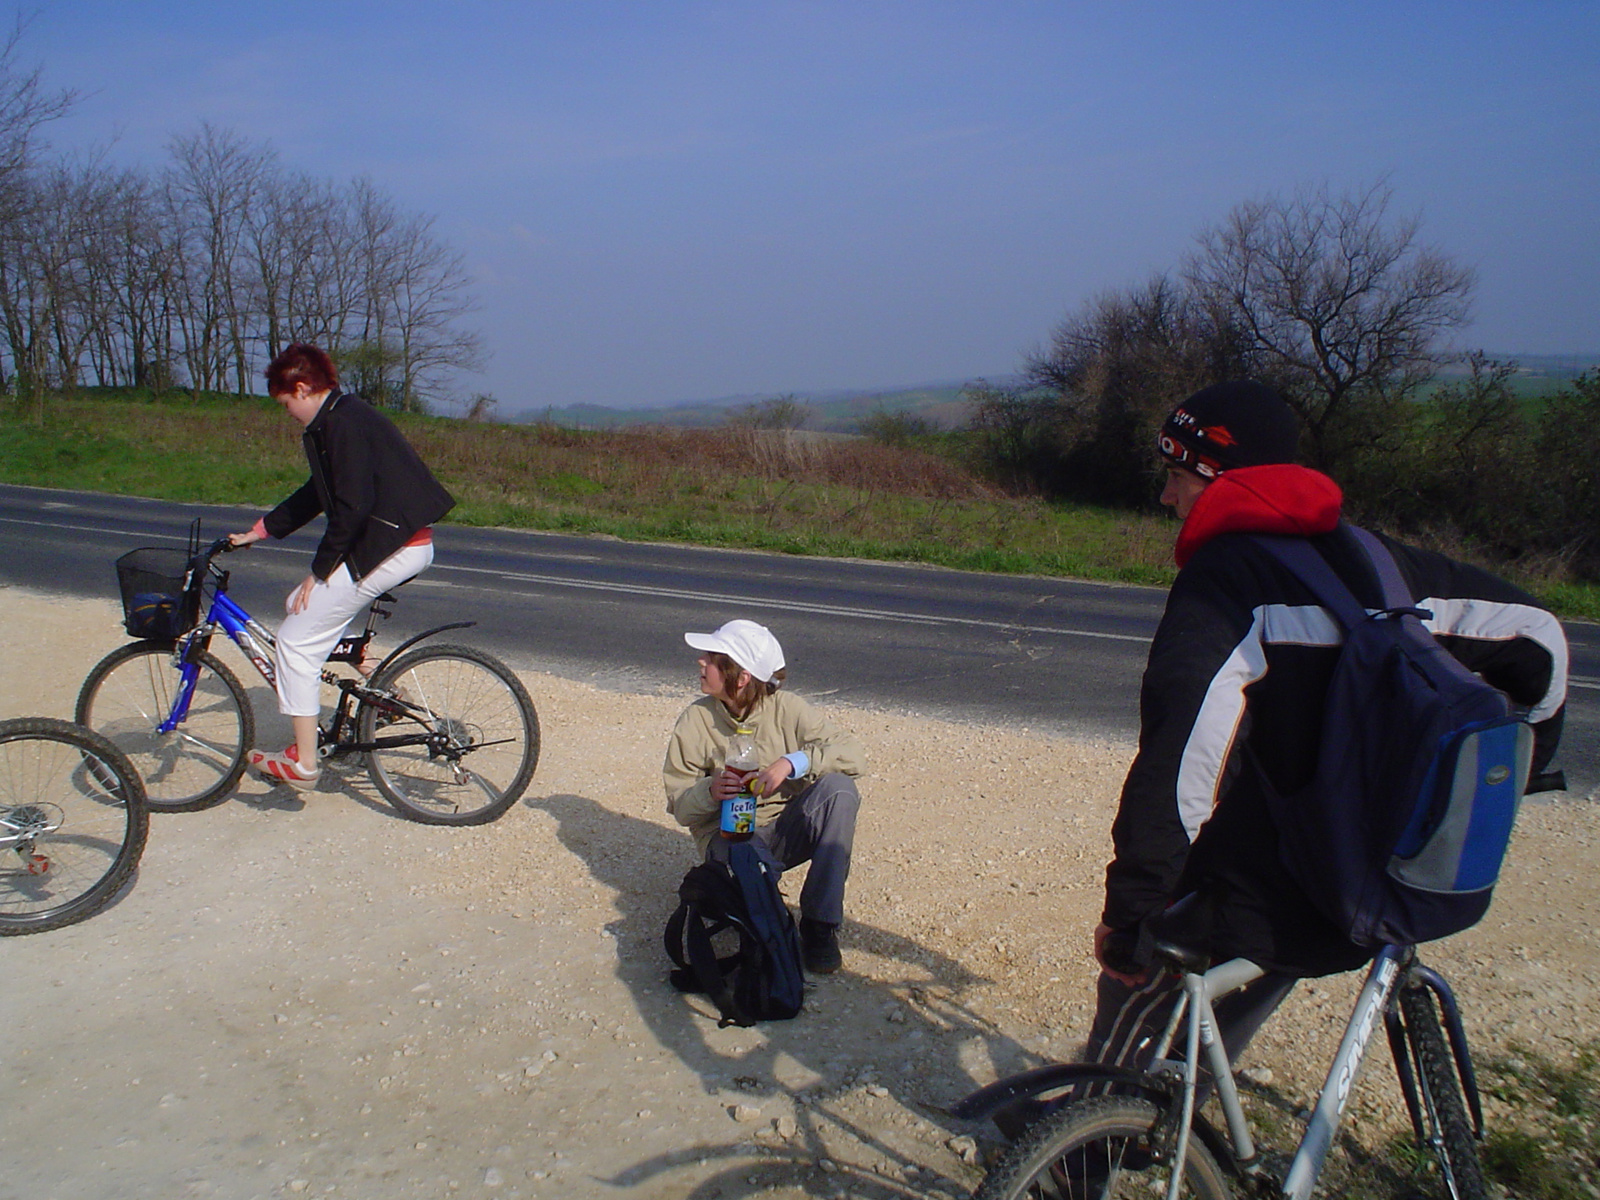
left=3, top=387, right=1596, bottom=620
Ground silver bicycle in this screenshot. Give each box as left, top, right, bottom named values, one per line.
left=956, top=936, right=1488, bottom=1199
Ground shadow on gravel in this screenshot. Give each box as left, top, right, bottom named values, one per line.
left=531, top=791, right=1037, bottom=1198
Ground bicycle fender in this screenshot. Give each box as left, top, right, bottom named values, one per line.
left=369, top=621, right=477, bottom=675
left=948, top=1062, right=1172, bottom=1121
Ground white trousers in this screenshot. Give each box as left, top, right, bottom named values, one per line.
left=274, top=542, right=435, bottom=717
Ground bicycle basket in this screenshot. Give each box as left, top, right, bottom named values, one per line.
left=115, top=547, right=201, bottom=640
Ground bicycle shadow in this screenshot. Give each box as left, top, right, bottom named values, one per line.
left=527, top=790, right=1035, bottom=1195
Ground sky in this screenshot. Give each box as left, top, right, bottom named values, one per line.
left=20, top=1, right=1600, bottom=411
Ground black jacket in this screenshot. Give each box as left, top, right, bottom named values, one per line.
left=1105, top=465, right=1568, bottom=977
left=263, top=390, right=455, bottom=581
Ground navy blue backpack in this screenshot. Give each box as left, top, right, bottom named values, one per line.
left=1254, top=526, right=1534, bottom=948
left=665, top=841, right=805, bottom=1027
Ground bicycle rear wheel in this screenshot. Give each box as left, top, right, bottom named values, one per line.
left=974, top=1095, right=1231, bottom=1200
left=1399, top=984, right=1488, bottom=1200
left=359, top=644, right=539, bottom=825
left=76, top=641, right=254, bottom=812
left=0, top=718, right=149, bottom=935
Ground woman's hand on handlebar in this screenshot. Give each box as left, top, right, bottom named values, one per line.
left=226, top=530, right=261, bottom=550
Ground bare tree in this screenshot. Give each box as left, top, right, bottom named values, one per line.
left=0, top=18, right=77, bottom=403
left=1186, top=181, right=1475, bottom=472
left=164, top=124, right=274, bottom=393
left=1005, top=275, right=1255, bottom=504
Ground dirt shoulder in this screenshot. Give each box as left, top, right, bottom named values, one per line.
left=3, top=585, right=1597, bottom=1200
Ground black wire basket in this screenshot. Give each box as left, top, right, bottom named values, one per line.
left=115, top=546, right=201, bottom=640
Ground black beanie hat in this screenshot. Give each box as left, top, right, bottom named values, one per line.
left=1157, top=381, right=1300, bottom=479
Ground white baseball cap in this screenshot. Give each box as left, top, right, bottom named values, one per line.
left=685, top=619, right=786, bottom=683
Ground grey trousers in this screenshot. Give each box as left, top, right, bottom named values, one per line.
left=706, top=773, right=859, bottom=926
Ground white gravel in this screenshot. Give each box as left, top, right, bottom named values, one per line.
left=3, top=585, right=1596, bottom=1199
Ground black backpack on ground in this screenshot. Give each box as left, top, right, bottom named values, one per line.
left=1253, top=525, right=1534, bottom=948
left=664, top=841, right=805, bottom=1027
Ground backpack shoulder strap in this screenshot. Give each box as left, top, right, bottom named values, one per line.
left=1344, top=525, right=1415, bottom=610
left=665, top=865, right=750, bottom=1026
left=1252, top=529, right=1370, bottom=630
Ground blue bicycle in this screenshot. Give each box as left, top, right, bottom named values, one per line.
left=76, top=527, right=539, bottom=825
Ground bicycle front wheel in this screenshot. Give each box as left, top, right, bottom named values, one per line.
left=360, top=644, right=539, bottom=826
left=0, top=718, right=149, bottom=935
left=1400, top=984, right=1488, bottom=1200
left=975, top=1096, right=1232, bottom=1200
left=76, top=641, right=254, bottom=812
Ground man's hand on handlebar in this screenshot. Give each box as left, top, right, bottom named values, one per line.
left=1094, top=921, right=1149, bottom=988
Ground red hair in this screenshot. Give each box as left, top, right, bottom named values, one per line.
left=265, top=343, right=339, bottom=396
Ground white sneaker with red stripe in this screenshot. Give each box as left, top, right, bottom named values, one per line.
left=248, top=744, right=321, bottom=790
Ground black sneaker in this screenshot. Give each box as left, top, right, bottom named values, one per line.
left=800, top=918, right=842, bottom=975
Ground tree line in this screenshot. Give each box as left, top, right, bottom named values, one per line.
left=0, top=30, right=480, bottom=413
left=960, top=183, right=1600, bottom=580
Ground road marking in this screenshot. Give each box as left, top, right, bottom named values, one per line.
left=432, top=562, right=1152, bottom=643
left=1, top=515, right=1144, bottom=642
left=1571, top=675, right=1599, bottom=691
left=9, top=513, right=1594, bottom=658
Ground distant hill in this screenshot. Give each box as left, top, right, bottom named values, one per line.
left=509, top=381, right=1012, bottom=434
left=507, top=355, right=1596, bottom=432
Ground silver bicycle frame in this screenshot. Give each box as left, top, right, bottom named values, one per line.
left=1147, top=957, right=1265, bottom=1200
left=1280, top=945, right=1405, bottom=1198
left=1152, top=944, right=1408, bottom=1200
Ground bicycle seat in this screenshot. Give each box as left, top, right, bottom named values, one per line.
left=373, top=574, right=421, bottom=605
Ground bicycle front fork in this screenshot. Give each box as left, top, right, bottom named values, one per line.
left=1385, top=964, right=1485, bottom=1143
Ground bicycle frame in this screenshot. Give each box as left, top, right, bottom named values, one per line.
left=158, top=546, right=476, bottom=761
left=160, top=587, right=277, bottom=733
left=1148, top=943, right=1466, bottom=1200
left=956, top=941, right=1481, bottom=1199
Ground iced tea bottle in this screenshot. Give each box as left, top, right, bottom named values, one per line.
left=720, top=724, right=759, bottom=841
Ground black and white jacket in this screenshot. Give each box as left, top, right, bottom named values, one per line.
left=263, top=390, right=456, bottom=582
left=1104, top=464, right=1568, bottom=976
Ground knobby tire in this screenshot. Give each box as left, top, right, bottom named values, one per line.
left=973, top=1095, right=1232, bottom=1200
left=1399, top=984, right=1488, bottom=1200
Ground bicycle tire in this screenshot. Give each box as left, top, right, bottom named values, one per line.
left=1399, top=984, right=1488, bottom=1200
left=974, top=1095, right=1232, bottom=1200
left=76, top=640, right=254, bottom=812
left=0, top=717, right=149, bottom=935
left=359, top=643, right=539, bottom=826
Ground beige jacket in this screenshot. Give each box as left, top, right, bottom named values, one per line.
left=663, top=690, right=866, bottom=855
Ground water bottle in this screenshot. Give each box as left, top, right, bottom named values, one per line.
left=720, top=724, right=759, bottom=841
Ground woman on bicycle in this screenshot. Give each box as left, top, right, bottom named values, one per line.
left=228, top=343, right=455, bottom=789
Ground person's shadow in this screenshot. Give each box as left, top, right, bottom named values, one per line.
left=529, top=792, right=1040, bottom=1196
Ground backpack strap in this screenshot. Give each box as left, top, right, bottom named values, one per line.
left=1253, top=524, right=1421, bottom=631
left=1345, top=525, right=1418, bottom=612
left=665, top=862, right=755, bottom=1027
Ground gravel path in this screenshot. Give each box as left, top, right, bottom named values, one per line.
left=3, top=586, right=1596, bottom=1200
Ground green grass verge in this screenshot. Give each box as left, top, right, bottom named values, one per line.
left=4, top=388, right=1596, bottom=619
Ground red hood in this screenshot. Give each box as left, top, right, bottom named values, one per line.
left=1175, top=464, right=1343, bottom=567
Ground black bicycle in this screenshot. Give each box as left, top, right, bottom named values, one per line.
left=76, top=529, right=540, bottom=826
left=0, top=717, right=149, bottom=934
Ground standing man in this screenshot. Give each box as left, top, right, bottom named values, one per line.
left=1089, top=380, right=1568, bottom=1071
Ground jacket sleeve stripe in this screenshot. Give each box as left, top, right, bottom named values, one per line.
left=1421, top=597, right=1569, bottom=721
left=1176, top=610, right=1270, bottom=841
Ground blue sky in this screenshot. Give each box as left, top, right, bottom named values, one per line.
left=23, top=1, right=1600, bottom=410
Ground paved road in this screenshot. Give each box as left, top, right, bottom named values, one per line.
left=2, top=481, right=1594, bottom=794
